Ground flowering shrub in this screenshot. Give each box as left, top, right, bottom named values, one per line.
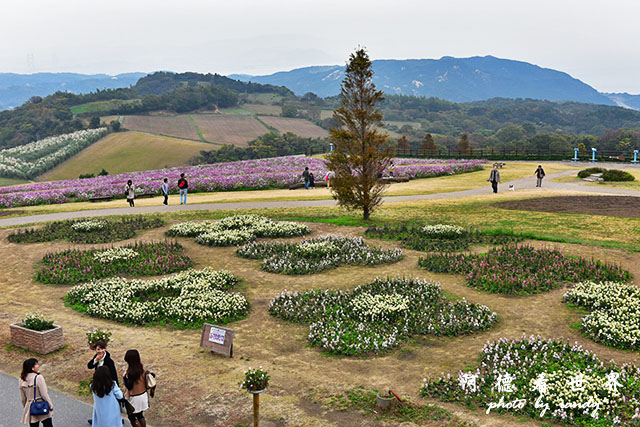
left=0, top=157, right=484, bottom=208
left=36, top=241, right=192, bottom=285
left=418, top=244, right=631, bottom=295
left=421, top=335, right=640, bottom=425
left=93, top=247, right=139, bottom=263
left=241, top=367, right=269, bottom=392
left=8, top=216, right=164, bottom=244
left=365, top=224, right=522, bottom=252
left=564, top=281, right=640, bottom=350
left=269, top=277, right=497, bottom=355
left=66, top=268, right=247, bottom=327
left=0, top=128, right=109, bottom=179
left=421, top=224, right=464, bottom=239
left=71, top=220, right=107, bottom=232
left=238, top=235, right=403, bottom=275
left=21, top=312, right=55, bottom=331
left=86, top=329, right=112, bottom=347
left=167, top=215, right=310, bottom=247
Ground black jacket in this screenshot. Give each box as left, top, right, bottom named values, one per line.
left=88, top=351, right=119, bottom=385
left=178, top=178, right=188, bottom=189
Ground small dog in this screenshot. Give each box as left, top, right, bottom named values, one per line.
left=508, top=184, right=515, bottom=191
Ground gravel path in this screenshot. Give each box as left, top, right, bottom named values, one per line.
left=0, top=168, right=639, bottom=227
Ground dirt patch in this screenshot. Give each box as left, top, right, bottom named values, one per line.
left=496, top=195, right=640, bottom=218
left=0, top=210, right=24, bottom=217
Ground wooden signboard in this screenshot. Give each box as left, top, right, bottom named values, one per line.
left=200, top=323, right=234, bottom=357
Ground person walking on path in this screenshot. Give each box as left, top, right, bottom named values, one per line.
left=178, top=173, right=188, bottom=204
left=123, top=350, right=148, bottom=427
left=87, top=340, right=119, bottom=425
left=489, top=166, right=501, bottom=193
left=302, top=167, right=310, bottom=190
left=161, top=178, right=169, bottom=205
left=19, top=358, right=54, bottom=427
left=534, top=165, right=546, bottom=187
left=90, top=367, right=123, bottom=427
left=125, top=180, right=135, bottom=207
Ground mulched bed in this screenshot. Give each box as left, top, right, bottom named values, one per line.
left=495, top=195, right=640, bottom=218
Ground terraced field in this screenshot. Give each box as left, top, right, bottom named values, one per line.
left=191, top=114, right=268, bottom=146
left=124, top=114, right=201, bottom=140
left=258, top=116, right=328, bottom=138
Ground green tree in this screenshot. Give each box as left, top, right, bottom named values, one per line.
left=326, top=48, right=393, bottom=220
left=281, top=104, right=298, bottom=118
left=89, top=116, right=100, bottom=128
left=420, top=133, right=438, bottom=156
left=457, top=134, right=471, bottom=155
left=110, top=120, right=121, bottom=132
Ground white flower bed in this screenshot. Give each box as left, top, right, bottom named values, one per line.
left=351, top=293, right=410, bottom=321
left=0, top=128, right=109, bottom=179
left=71, top=220, right=107, bottom=232
left=166, top=215, right=310, bottom=246
left=93, top=247, right=139, bottom=264
left=237, top=235, right=403, bottom=275
left=564, top=281, right=640, bottom=349
left=421, top=224, right=464, bottom=239
left=66, top=268, right=247, bottom=326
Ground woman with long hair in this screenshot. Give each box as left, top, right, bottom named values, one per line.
left=123, top=350, right=148, bottom=427
left=19, top=358, right=54, bottom=426
left=125, top=180, right=135, bottom=207
left=90, top=366, right=123, bottom=427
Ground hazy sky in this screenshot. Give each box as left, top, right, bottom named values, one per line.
left=1, top=0, right=638, bottom=93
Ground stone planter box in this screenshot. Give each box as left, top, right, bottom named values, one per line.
left=10, top=323, right=64, bottom=354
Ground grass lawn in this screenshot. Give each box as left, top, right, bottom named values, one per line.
left=554, top=167, right=640, bottom=190
left=0, top=177, right=29, bottom=187
left=38, top=131, right=213, bottom=181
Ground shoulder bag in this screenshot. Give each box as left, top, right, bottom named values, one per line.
left=29, top=375, right=51, bottom=416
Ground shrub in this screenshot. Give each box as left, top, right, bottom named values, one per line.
left=22, top=312, right=55, bottom=331
left=86, top=329, right=112, bottom=347
left=238, top=235, right=403, bottom=275
left=577, top=167, right=606, bottom=178
left=564, top=281, right=640, bottom=350
left=36, top=241, right=192, bottom=285
left=66, top=268, right=247, bottom=327
left=241, top=367, right=270, bottom=392
left=421, top=335, right=640, bottom=425
left=8, top=216, right=164, bottom=244
left=269, top=277, right=497, bottom=355
left=601, top=169, right=635, bottom=181
left=418, top=244, right=631, bottom=295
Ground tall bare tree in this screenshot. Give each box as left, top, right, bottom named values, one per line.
left=326, top=48, right=394, bottom=220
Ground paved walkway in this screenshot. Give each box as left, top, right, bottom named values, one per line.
left=1, top=169, right=639, bottom=227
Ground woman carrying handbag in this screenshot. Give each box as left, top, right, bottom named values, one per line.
left=19, top=358, right=54, bottom=427
left=123, top=350, right=148, bottom=427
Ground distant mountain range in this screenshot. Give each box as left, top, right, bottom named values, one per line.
left=0, top=72, right=145, bottom=110
left=230, top=55, right=640, bottom=110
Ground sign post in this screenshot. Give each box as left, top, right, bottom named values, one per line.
left=200, top=323, right=234, bottom=357
left=591, top=147, right=597, bottom=163
left=573, top=148, right=579, bottom=162
left=633, top=150, right=639, bottom=165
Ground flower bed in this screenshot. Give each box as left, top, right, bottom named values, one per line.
left=237, top=235, right=403, bottom=275
left=365, top=224, right=522, bottom=252
left=418, top=244, right=630, bottom=295
left=564, top=281, right=640, bottom=350
left=167, top=214, right=310, bottom=247
left=269, top=277, right=497, bottom=355
left=66, top=268, right=247, bottom=327
left=36, top=241, right=192, bottom=285
left=0, top=157, right=485, bottom=208
left=421, top=335, right=640, bottom=425
left=8, top=216, right=164, bottom=244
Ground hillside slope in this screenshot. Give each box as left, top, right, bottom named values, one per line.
left=230, top=55, right=615, bottom=105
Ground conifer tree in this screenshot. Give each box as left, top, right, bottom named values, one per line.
left=457, top=134, right=471, bottom=155
left=421, top=133, right=438, bottom=156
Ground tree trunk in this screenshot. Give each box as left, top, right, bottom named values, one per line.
left=363, top=205, right=370, bottom=220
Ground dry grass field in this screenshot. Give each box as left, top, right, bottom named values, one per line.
left=123, top=114, right=201, bottom=141
left=39, top=131, right=213, bottom=180
left=0, top=218, right=639, bottom=426
left=241, top=103, right=282, bottom=115
left=191, top=114, right=268, bottom=146
left=258, top=116, right=329, bottom=138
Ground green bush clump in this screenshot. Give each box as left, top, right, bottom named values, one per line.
left=8, top=216, right=165, bottom=244
left=36, top=241, right=192, bottom=285
left=418, top=244, right=631, bottom=295
left=601, top=169, right=635, bottom=181
left=577, top=167, right=606, bottom=178
left=22, top=312, right=55, bottom=331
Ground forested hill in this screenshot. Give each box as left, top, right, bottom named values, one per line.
left=0, top=72, right=293, bottom=149
left=231, top=55, right=625, bottom=106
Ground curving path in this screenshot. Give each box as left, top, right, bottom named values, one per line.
left=1, top=169, right=640, bottom=227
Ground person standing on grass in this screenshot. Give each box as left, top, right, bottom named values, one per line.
left=90, top=367, right=123, bottom=427
left=123, top=350, right=148, bottom=427
left=309, top=172, right=315, bottom=189
left=178, top=173, right=188, bottom=204
left=302, top=166, right=310, bottom=190
left=87, top=340, right=119, bottom=425
left=161, top=178, right=169, bottom=205
left=489, top=165, right=501, bottom=193
left=19, top=358, right=54, bottom=427
left=125, top=180, right=135, bottom=207
left=534, top=165, right=546, bottom=187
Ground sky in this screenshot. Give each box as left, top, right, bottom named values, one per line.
left=1, top=0, right=639, bottom=93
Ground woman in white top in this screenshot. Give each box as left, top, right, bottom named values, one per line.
left=125, top=180, right=135, bottom=207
